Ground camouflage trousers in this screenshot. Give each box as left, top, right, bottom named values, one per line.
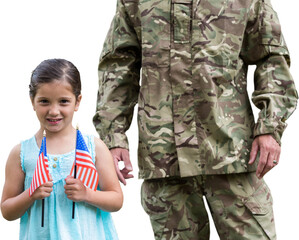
left=141, top=172, right=276, bottom=240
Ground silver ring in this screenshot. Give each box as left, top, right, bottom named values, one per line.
left=273, top=160, right=278, bottom=164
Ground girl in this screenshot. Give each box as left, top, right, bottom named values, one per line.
left=1, top=59, right=123, bottom=239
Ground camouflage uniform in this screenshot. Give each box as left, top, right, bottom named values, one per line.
left=141, top=172, right=275, bottom=239
left=94, top=0, right=297, bottom=239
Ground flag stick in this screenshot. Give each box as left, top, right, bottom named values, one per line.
left=41, top=130, right=46, bottom=227
left=41, top=199, right=45, bottom=227
left=72, top=164, right=77, bottom=219
left=72, top=125, right=79, bottom=219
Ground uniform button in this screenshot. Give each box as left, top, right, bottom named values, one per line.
left=54, top=157, right=58, bottom=161
left=53, top=163, right=57, bottom=168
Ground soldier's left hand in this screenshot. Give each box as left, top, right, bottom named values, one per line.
left=249, top=134, right=281, bottom=179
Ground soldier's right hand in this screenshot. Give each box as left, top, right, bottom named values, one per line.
left=110, top=148, right=133, bottom=185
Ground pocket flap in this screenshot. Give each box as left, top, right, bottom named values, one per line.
left=172, top=0, right=192, bottom=3
left=244, top=196, right=269, bottom=215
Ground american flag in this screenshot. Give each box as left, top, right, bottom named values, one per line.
left=70, top=130, right=99, bottom=191
left=29, top=134, right=50, bottom=196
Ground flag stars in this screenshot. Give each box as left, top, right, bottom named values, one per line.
left=70, top=130, right=99, bottom=191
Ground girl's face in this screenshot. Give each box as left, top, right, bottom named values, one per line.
left=31, top=80, right=81, bottom=134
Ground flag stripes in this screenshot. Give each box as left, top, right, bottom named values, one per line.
left=70, top=130, right=99, bottom=191
left=29, top=137, right=50, bottom=196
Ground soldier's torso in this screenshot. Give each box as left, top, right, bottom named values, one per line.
left=122, top=0, right=273, bottom=178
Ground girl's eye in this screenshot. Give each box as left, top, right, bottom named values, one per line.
left=60, top=99, right=70, bottom=104
left=39, top=99, right=49, bottom=105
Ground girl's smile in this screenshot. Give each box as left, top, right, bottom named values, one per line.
left=47, top=118, right=63, bottom=125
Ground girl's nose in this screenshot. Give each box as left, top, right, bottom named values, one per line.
left=48, top=104, right=60, bottom=115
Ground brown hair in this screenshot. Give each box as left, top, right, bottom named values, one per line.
left=29, top=58, right=81, bottom=99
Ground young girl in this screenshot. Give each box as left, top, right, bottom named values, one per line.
left=1, top=59, right=123, bottom=239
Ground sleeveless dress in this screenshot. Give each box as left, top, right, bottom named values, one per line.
left=19, top=134, right=119, bottom=240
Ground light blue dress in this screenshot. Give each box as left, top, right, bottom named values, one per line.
left=20, top=135, right=119, bottom=240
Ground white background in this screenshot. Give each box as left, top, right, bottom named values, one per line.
left=0, top=0, right=298, bottom=239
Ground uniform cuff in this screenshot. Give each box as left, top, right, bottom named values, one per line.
left=253, top=118, right=287, bottom=145
left=102, top=131, right=129, bottom=150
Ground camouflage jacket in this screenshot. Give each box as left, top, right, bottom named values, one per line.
left=94, top=0, right=298, bottom=179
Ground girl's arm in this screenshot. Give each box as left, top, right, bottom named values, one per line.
left=1, top=144, right=53, bottom=221
left=65, top=137, right=123, bottom=212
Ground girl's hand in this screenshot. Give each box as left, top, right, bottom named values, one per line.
left=31, top=180, right=53, bottom=200
left=64, top=176, right=87, bottom=202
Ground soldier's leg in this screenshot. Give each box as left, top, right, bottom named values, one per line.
left=204, top=172, right=276, bottom=240
left=141, top=177, right=210, bottom=240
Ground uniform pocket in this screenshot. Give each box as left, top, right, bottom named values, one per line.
left=173, top=0, right=192, bottom=43
left=139, top=0, right=170, bottom=68
left=243, top=181, right=276, bottom=239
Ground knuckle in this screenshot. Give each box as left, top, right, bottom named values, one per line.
left=259, top=159, right=267, bottom=165
left=261, top=145, right=270, bottom=151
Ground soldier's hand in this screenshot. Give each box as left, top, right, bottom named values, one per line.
left=249, top=135, right=281, bottom=179
left=110, top=148, right=133, bottom=185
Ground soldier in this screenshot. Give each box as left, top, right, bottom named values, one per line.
left=93, top=0, right=298, bottom=239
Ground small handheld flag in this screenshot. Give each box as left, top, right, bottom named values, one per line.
left=29, top=132, right=50, bottom=196
left=29, top=131, right=50, bottom=227
left=70, top=128, right=99, bottom=218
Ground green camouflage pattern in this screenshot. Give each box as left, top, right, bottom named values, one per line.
left=93, top=0, right=298, bottom=179
left=141, top=172, right=276, bottom=239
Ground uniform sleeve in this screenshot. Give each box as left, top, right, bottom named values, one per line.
left=241, top=0, right=298, bottom=145
left=93, top=0, right=141, bottom=149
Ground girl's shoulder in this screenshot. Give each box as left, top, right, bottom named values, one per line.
left=20, top=135, right=37, bottom=147
left=20, top=135, right=39, bottom=156
left=93, top=135, right=105, bottom=147
left=8, top=134, right=34, bottom=164
left=5, top=143, right=22, bottom=173
left=91, top=135, right=112, bottom=163
left=93, top=135, right=110, bottom=153
left=8, top=143, right=22, bottom=160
